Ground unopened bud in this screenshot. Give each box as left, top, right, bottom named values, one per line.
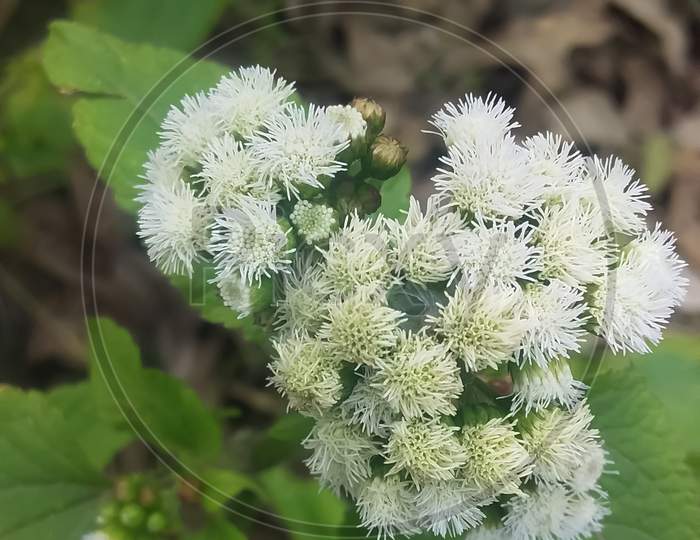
left=351, top=97, right=385, bottom=140
left=119, top=503, right=145, bottom=529
left=369, top=135, right=408, bottom=180
left=138, top=486, right=157, bottom=508
left=146, top=512, right=167, bottom=533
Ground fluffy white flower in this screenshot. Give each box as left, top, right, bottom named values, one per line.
left=274, top=255, right=332, bottom=334
left=325, top=104, right=367, bottom=141
left=248, top=104, right=348, bottom=198
left=414, top=480, right=485, bottom=537
left=208, top=196, right=293, bottom=284
left=290, top=200, right=336, bottom=243
left=518, top=280, right=588, bottom=367
left=217, top=273, right=253, bottom=317
left=455, top=221, right=541, bottom=290
left=624, top=224, right=687, bottom=308
left=196, top=133, right=277, bottom=207
left=533, top=201, right=610, bottom=288
left=303, top=413, right=378, bottom=493
left=318, top=288, right=404, bottom=366
left=580, top=156, right=651, bottom=234
left=321, top=213, right=393, bottom=295
left=141, top=146, right=182, bottom=188
left=429, top=283, right=526, bottom=371
left=342, top=376, right=395, bottom=437
left=384, top=419, right=466, bottom=487
left=386, top=196, right=464, bottom=284
left=159, top=92, right=222, bottom=164
left=590, top=251, right=680, bottom=354
left=433, top=137, right=542, bottom=221
left=461, top=418, right=531, bottom=498
left=524, top=132, right=585, bottom=200
left=429, top=92, right=519, bottom=147
left=209, top=65, right=295, bottom=138
left=371, top=331, right=462, bottom=418
left=268, top=333, right=342, bottom=416
left=504, top=484, right=607, bottom=540
left=463, top=525, right=512, bottom=540
left=511, top=358, right=587, bottom=414
left=137, top=179, right=208, bottom=275
left=567, top=440, right=609, bottom=494
left=356, top=476, right=419, bottom=539
left=520, top=403, right=599, bottom=484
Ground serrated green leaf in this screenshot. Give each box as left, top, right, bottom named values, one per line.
left=70, top=0, right=227, bottom=51
left=258, top=467, right=347, bottom=540
left=587, top=365, right=700, bottom=539
left=87, top=317, right=222, bottom=462
left=0, top=388, right=109, bottom=540
left=46, top=383, right=134, bottom=470
left=369, top=165, right=412, bottom=221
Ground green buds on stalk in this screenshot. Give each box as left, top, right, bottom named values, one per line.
left=351, top=97, right=385, bottom=141
left=369, top=135, right=408, bottom=180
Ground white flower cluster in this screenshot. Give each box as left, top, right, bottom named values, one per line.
left=137, top=65, right=367, bottom=316
left=137, top=72, right=686, bottom=540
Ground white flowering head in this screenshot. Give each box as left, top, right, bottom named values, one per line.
left=356, top=476, right=419, bottom=539
left=533, top=201, right=611, bottom=288
left=303, top=413, right=378, bottom=494
left=217, top=273, right=253, bottom=317
left=209, top=65, right=295, bottom=138
left=520, top=403, right=598, bottom=484
left=249, top=104, right=348, bottom=198
left=274, top=256, right=332, bottom=334
left=342, top=376, right=396, bottom=437
left=433, top=137, right=541, bottom=221
left=511, top=358, right=587, bottom=415
left=518, top=280, right=588, bottom=367
left=141, top=147, right=182, bottom=188
left=319, top=288, right=403, bottom=366
left=460, top=417, right=531, bottom=498
left=290, top=200, right=336, bottom=243
left=430, top=283, right=525, bottom=371
left=137, top=179, right=209, bottom=276
left=413, top=480, right=485, bottom=537
left=504, top=484, right=607, bottom=540
left=325, top=104, right=367, bottom=141
left=568, top=440, right=610, bottom=494
left=384, top=418, right=466, bottom=486
left=196, top=133, right=277, bottom=207
left=581, top=156, right=651, bottom=234
left=429, top=92, right=519, bottom=147
left=209, top=196, right=293, bottom=284
left=159, top=92, right=222, bottom=164
left=386, top=196, right=464, bottom=284
left=321, top=213, right=393, bottom=295
left=371, top=331, right=462, bottom=419
left=455, top=221, right=541, bottom=290
left=524, top=132, right=585, bottom=200
left=269, top=333, right=342, bottom=416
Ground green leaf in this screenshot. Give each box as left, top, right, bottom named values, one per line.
left=87, top=317, right=222, bottom=462
left=200, top=468, right=265, bottom=514
left=70, top=0, right=227, bottom=51
left=42, top=20, right=228, bottom=214
left=369, top=165, right=412, bottom=221
left=0, top=48, right=74, bottom=177
left=46, top=383, right=134, bottom=470
left=0, top=388, right=109, bottom=540
left=587, top=364, right=700, bottom=539
left=641, top=133, right=673, bottom=195
left=252, top=413, right=314, bottom=470
left=258, top=467, right=347, bottom=540
left=187, top=515, right=247, bottom=540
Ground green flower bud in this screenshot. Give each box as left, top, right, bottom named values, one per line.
left=146, top=512, right=168, bottom=533
left=119, top=503, right=145, bottom=529
left=114, top=477, right=139, bottom=503
left=368, top=135, right=408, bottom=180
left=98, top=502, right=119, bottom=525
left=351, top=97, right=385, bottom=140
left=138, top=486, right=157, bottom=508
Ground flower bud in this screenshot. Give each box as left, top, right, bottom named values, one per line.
left=119, top=503, right=145, bottom=529
left=146, top=512, right=168, bottom=533
left=368, top=135, right=408, bottom=180
left=351, top=97, right=385, bottom=140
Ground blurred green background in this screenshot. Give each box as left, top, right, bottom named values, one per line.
left=0, top=1, right=699, bottom=539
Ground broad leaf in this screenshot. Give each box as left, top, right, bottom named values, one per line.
left=87, top=317, right=222, bottom=462
left=369, top=165, right=412, bottom=221
left=187, top=515, right=247, bottom=540
left=252, top=413, right=314, bottom=470
left=0, top=388, right=109, bottom=540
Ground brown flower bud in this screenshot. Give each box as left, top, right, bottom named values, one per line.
left=369, top=135, right=408, bottom=180
left=351, top=97, right=385, bottom=140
